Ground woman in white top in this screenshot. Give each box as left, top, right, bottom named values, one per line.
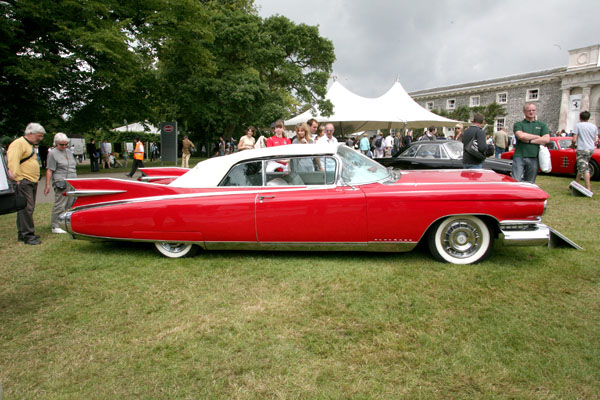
left=238, top=126, right=256, bottom=151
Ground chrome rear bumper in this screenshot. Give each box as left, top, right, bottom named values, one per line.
left=58, top=211, right=73, bottom=234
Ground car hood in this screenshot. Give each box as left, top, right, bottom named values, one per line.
left=396, top=168, right=514, bottom=184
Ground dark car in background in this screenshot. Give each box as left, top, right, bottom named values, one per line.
left=376, top=140, right=512, bottom=174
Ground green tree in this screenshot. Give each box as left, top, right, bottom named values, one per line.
left=0, top=0, right=158, bottom=133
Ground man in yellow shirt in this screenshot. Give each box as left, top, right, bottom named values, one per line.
left=7, top=123, right=46, bottom=245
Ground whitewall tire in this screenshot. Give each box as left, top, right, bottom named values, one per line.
left=154, top=242, right=197, bottom=258
left=428, top=216, right=492, bottom=264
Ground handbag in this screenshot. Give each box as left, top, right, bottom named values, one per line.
left=464, top=136, right=486, bottom=161
left=538, top=145, right=552, bottom=173
left=54, top=180, right=67, bottom=190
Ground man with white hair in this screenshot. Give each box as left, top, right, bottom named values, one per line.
left=7, top=122, right=46, bottom=245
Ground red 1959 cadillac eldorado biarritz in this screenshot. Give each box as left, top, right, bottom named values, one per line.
left=59, top=144, right=552, bottom=264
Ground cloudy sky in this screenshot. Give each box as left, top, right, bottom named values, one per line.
left=255, top=0, right=600, bottom=98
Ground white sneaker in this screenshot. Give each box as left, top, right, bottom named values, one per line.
left=52, top=228, right=67, bottom=234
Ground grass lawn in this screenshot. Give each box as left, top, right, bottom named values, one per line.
left=0, top=174, right=598, bottom=399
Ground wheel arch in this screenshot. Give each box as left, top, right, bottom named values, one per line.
left=419, top=213, right=500, bottom=245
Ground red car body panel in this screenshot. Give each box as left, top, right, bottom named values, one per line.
left=65, top=169, right=547, bottom=245
left=60, top=144, right=553, bottom=263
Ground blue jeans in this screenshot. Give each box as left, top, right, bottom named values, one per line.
left=495, top=146, right=506, bottom=159
left=464, top=163, right=483, bottom=169
left=512, top=157, right=538, bottom=183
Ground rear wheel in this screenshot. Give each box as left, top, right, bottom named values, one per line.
left=154, top=242, right=197, bottom=258
left=428, top=216, right=493, bottom=264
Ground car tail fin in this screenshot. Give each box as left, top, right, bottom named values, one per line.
left=65, top=178, right=182, bottom=208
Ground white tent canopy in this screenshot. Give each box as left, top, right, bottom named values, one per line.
left=285, top=81, right=461, bottom=135
left=112, top=121, right=160, bottom=134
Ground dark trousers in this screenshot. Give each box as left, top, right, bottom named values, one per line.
left=16, top=179, right=38, bottom=241
left=128, top=159, right=144, bottom=177
left=90, top=157, right=99, bottom=172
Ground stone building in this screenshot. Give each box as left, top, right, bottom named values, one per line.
left=409, top=44, right=600, bottom=136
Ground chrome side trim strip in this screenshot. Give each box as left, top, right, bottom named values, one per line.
left=139, top=176, right=178, bottom=182
left=69, top=185, right=337, bottom=211
left=64, top=234, right=418, bottom=253
left=66, top=189, right=127, bottom=197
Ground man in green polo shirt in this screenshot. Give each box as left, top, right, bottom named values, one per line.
left=512, top=103, right=550, bottom=183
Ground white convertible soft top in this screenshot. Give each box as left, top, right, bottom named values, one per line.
left=170, top=143, right=339, bottom=188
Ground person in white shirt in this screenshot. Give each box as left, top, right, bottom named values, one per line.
left=572, top=110, right=599, bottom=192
left=316, top=123, right=338, bottom=145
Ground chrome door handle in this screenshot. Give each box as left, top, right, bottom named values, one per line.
left=258, top=195, right=275, bottom=203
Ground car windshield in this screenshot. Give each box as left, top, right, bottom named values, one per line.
left=337, top=145, right=390, bottom=185
left=445, top=141, right=463, bottom=159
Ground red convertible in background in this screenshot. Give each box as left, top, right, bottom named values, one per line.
left=59, top=144, right=552, bottom=264
left=502, top=136, right=600, bottom=180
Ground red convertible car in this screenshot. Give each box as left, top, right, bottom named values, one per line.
left=501, top=136, right=600, bottom=180
left=59, top=144, right=551, bottom=264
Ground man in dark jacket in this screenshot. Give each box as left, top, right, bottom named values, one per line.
left=462, top=113, right=488, bottom=169
left=86, top=139, right=99, bottom=172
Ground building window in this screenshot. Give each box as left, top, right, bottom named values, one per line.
left=496, top=92, right=507, bottom=104
left=425, top=101, right=434, bottom=110
left=526, top=88, right=539, bottom=101
left=470, top=95, right=480, bottom=107
left=495, top=118, right=505, bottom=132
left=446, top=99, right=455, bottom=110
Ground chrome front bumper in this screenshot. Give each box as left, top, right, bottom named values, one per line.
left=500, top=221, right=550, bottom=246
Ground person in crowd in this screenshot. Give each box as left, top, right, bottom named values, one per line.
left=218, top=137, right=226, bottom=156
left=345, top=136, right=354, bottom=147
left=512, top=103, right=550, bottom=183
left=462, top=113, right=488, bottom=169
left=126, top=137, right=145, bottom=178
left=44, top=133, right=77, bottom=234
left=293, top=123, right=313, bottom=144
left=454, top=124, right=464, bottom=141
left=401, top=130, right=413, bottom=150
left=493, top=127, right=509, bottom=158
left=420, top=126, right=437, bottom=141
left=359, top=133, right=371, bottom=156
left=315, top=125, right=326, bottom=142
left=292, top=122, right=315, bottom=171
left=307, top=118, right=319, bottom=142
left=266, top=120, right=291, bottom=147
left=384, top=132, right=394, bottom=157
left=100, top=139, right=111, bottom=169
left=316, top=123, right=338, bottom=145
left=373, top=131, right=385, bottom=158
left=86, top=139, right=99, bottom=172
left=38, top=141, right=48, bottom=169
left=7, top=122, right=46, bottom=245
left=572, top=110, right=599, bottom=193
left=122, top=148, right=129, bottom=167
left=109, top=152, right=123, bottom=167
left=238, top=126, right=256, bottom=151
left=181, top=135, right=195, bottom=168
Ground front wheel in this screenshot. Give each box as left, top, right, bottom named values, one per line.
left=428, top=216, right=493, bottom=264
left=154, top=242, right=197, bottom=258
left=589, top=159, right=600, bottom=181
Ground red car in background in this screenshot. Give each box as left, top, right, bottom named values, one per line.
left=501, top=137, right=600, bottom=180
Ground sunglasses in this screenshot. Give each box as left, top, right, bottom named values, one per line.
left=57, top=143, right=69, bottom=146
left=325, top=129, right=334, bottom=133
